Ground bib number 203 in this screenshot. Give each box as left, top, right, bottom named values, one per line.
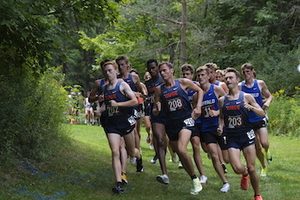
left=227, top=115, right=242, bottom=128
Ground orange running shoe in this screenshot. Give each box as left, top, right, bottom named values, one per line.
left=254, top=195, right=263, bottom=200
left=240, top=175, right=249, bottom=190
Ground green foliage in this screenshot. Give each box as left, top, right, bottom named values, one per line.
left=78, top=0, right=184, bottom=75
left=0, top=0, right=53, bottom=73
left=0, top=0, right=118, bottom=92
left=248, top=46, right=300, bottom=94
left=78, top=0, right=300, bottom=91
left=0, top=67, right=69, bottom=161
left=268, top=90, right=300, bottom=137
left=0, top=0, right=119, bottom=162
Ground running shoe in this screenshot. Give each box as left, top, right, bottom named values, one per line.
left=200, top=175, right=208, bottom=184
left=260, top=168, right=267, bottom=177
left=240, top=175, right=249, bottom=190
left=220, top=182, right=230, bottom=193
left=178, top=161, right=183, bottom=169
left=266, top=151, right=273, bottom=164
left=156, top=174, right=169, bottom=185
left=221, top=163, right=228, bottom=173
left=136, top=156, right=144, bottom=172
left=190, top=177, right=203, bottom=195
left=254, top=195, right=264, bottom=200
left=112, top=185, right=124, bottom=194
left=121, top=172, right=128, bottom=184
left=150, top=155, right=158, bottom=164
left=172, top=152, right=178, bottom=163
left=130, top=157, right=136, bottom=164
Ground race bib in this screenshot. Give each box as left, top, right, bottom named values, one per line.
left=107, top=106, right=120, bottom=117
left=247, top=129, right=255, bottom=140
left=202, top=105, right=214, bottom=118
left=226, top=115, right=243, bottom=128
left=128, top=115, right=136, bottom=126
left=183, top=118, right=195, bottom=127
left=133, top=109, right=139, bottom=118
left=223, top=135, right=227, bottom=145
left=167, top=97, right=183, bottom=112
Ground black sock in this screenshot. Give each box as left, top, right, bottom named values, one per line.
left=191, top=175, right=197, bottom=180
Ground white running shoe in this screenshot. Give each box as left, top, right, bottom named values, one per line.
left=178, top=161, right=183, bottom=169
left=200, top=175, right=208, bottom=184
left=172, top=153, right=178, bottom=163
left=130, top=157, right=136, bottom=164
left=190, top=177, right=202, bottom=195
left=156, top=174, right=169, bottom=185
left=220, top=182, right=230, bottom=193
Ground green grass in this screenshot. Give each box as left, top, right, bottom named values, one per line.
left=1, top=124, right=300, bottom=200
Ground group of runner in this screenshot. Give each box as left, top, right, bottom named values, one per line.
left=88, top=56, right=273, bottom=200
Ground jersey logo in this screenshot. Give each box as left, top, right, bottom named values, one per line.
left=164, top=91, right=179, bottom=98
left=105, top=94, right=117, bottom=100
left=226, top=105, right=241, bottom=110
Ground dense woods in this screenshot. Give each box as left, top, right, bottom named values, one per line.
left=1, top=0, right=299, bottom=160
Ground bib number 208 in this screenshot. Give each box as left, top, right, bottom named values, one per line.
left=167, top=97, right=183, bottom=111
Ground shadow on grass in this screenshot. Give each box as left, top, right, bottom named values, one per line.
left=11, top=136, right=117, bottom=200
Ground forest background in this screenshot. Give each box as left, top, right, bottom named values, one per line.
left=0, top=0, right=299, bottom=162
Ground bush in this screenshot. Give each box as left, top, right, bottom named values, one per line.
left=267, top=89, right=300, bottom=137
left=0, top=67, right=69, bottom=161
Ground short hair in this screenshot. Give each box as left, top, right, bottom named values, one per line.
left=241, top=63, right=254, bottom=71
left=130, top=68, right=139, bottom=75
left=216, top=69, right=225, bottom=76
left=116, top=55, right=130, bottom=66
left=204, top=63, right=218, bottom=71
left=181, top=64, right=195, bottom=74
left=196, top=66, right=210, bottom=75
left=146, top=59, right=158, bottom=66
left=100, top=59, right=111, bottom=68
left=158, top=61, right=174, bottom=69
left=225, top=68, right=241, bottom=79
left=102, top=61, right=118, bottom=71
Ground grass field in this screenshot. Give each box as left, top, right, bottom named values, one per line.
left=1, top=124, right=300, bottom=200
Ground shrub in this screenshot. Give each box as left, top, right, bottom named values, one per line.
left=267, top=89, right=300, bottom=137
left=0, top=67, right=69, bottom=161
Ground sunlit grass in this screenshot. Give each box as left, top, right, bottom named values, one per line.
left=1, top=124, right=300, bottom=200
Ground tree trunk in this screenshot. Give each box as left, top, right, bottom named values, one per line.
left=180, top=0, right=187, bottom=67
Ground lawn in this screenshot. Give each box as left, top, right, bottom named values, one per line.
left=1, top=124, right=300, bottom=200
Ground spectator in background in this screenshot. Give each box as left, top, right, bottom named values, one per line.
left=216, top=69, right=225, bottom=82
left=83, top=92, right=94, bottom=125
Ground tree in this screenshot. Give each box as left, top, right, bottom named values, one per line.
left=0, top=0, right=118, bottom=160
left=200, top=0, right=300, bottom=93
left=78, top=0, right=300, bottom=93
